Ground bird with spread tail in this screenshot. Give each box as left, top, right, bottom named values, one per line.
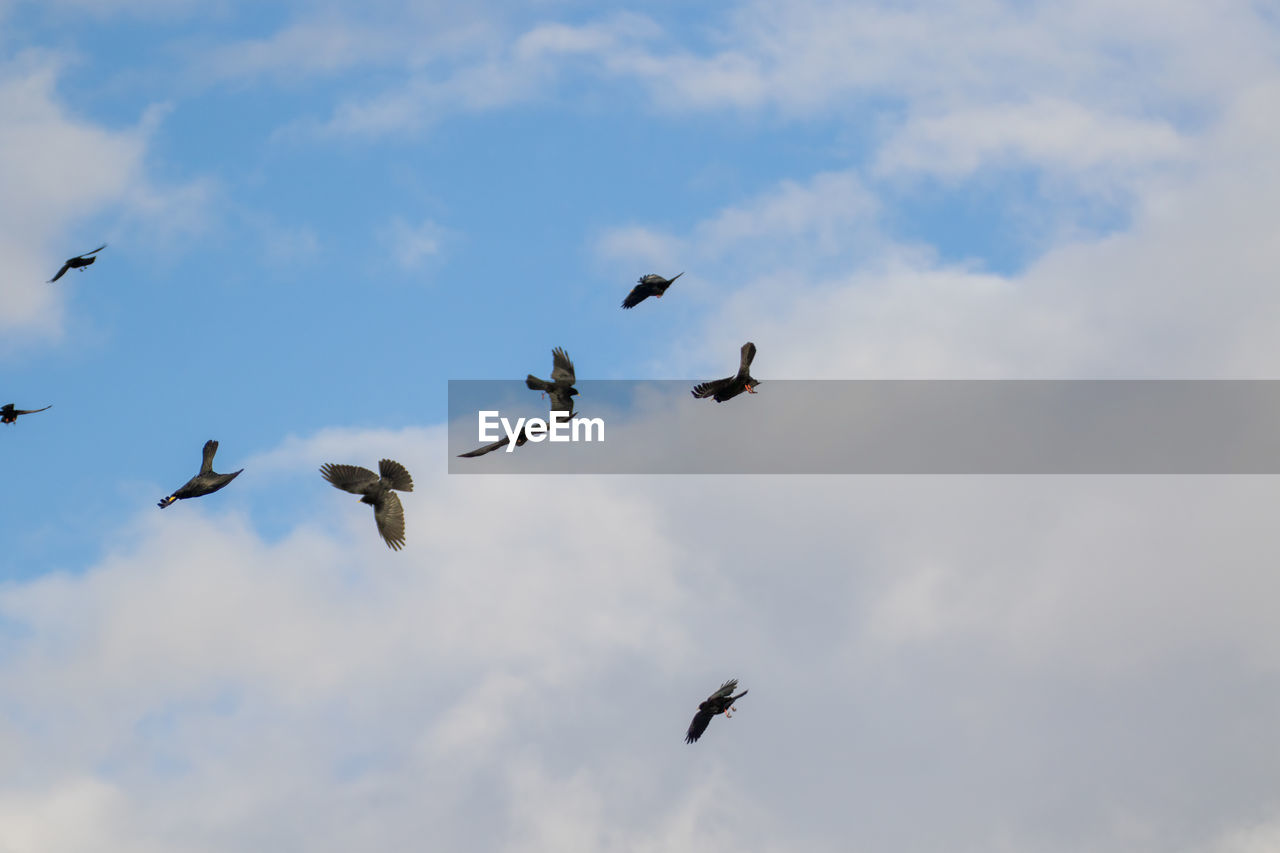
left=320, top=459, right=414, bottom=550
left=48, top=244, right=107, bottom=283
left=1, top=403, right=52, bottom=424
left=621, top=272, right=682, bottom=309
left=691, top=342, right=759, bottom=402
left=525, top=347, right=578, bottom=414
left=685, top=679, right=749, bottom=743
left=157, top=440, right=243, bottom=507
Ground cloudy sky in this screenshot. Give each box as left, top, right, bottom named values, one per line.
left=4, top=1, right=1280, bottom=850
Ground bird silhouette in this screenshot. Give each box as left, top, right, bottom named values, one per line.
left=685, top=679, right=749, bottom=743
left=157, top=440, right=243, bottom=507
left=526, top=347, right=578, bottom=414
left=48, top=244, right=107, bottom=283
left=1, top=403, right=52, bottom=424
left=622, top=272, right=682, bottom=309
left=691, top=342, right=760, bottom=402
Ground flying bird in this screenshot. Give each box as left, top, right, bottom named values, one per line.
left=622, top=272, right=683, bottom=309
left=457, top=410, right=584, bottom=458
left=157, top=440, right=243, bottom=507
left=48, top=244, right=107, bottom=283
left=320, top=459, right=414, bottom=550
left=1, top=403, right=52, bottom=424
left=457, top=426, right=528, bottom=458
left=685, top=679, right=749, bottom=744
left=691, top=342, right=760, bottom=402
left=526, top=347, right=578, bottom=413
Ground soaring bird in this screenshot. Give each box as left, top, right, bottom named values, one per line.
left=1, top=403, right=52, bottom=424
left=691, top=342, right=759, bottom=402
left=320, top=459, right=414, bottom=550
left=458, top=424, right=529, bottom=458
left=526, top=347, right=578, bottom=414
left=685, top=679, right=749, bottom=744
left=157, top=440, right=243, bottom=507
left=457, top=410, right=584, bottom=458
left=48, top=244, right=107, bottom=283
left=622, top=272, right=683, bottom=309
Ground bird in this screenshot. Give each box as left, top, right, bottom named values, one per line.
left=526, top=347, right=578, bottom=414
left=691, top=342, right=760, bottom=402
left=685, top=678, right=749, bottom=743
left=457, top=410, right=584, bottom=458
left=48, top=244, right=107, bottom=283
left=458, top=424, right=529, bottom=458
left=320, top=459, right=414, bottom=550
left=622, top=272, right=683, bottom=309
left=157, top=440, right=243, bottom=508
left=1, top=403, right=52, bottom=424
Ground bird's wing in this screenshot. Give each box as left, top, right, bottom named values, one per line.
left=80, top=243, right=107, bottom=258
left=550, top=348, right=575, bottom=384
left=548, top=387, right=577, bottom=414
left=621, top=284, right=651, bottom=309
left=691, top=377, right=733, bottom=399
left=458, top=435, right=512, bottom=457
left=48, top=263, right=72, bottom=283
left=320, top=463, right=380, bottom=494
left=709, top=679, right=739, bottom=701
left=685, top=708, right=715, bottom=743
left=13, top=405, right=52, bottom=416
left=378, top=458, right=414, bottom=492
left=200, top=440, right=219, bottom=474
left=374, top=490, right=406, bottom=551
left=738, top=342, right=757, bottom=374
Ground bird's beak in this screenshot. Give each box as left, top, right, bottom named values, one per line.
left=670, top=272, right=684, bottom=283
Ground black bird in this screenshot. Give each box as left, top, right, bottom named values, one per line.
left=320, top=459, right=414, bottom=550
left=622, top=272, right=683, bottom=309
left=48, top=244, right=107, bottom=283
left=685, top=679, right=749, bottom=744
left=458, top=425, right=527, bottom=458
left=1, top=403, right=52, bottom=424
left=458, top=424, right=529, bottom=458
left=457, top=410, right=584, bottom=458
left=691, top=342, right=760, bottom=402
left=526, top=347, right=578, bottom=413
left=157, top=440, right=243, bottom=508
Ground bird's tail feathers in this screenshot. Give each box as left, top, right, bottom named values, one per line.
left=379, top=459, right=414, bottom=492
left=526, top=375, right=550, bottom=391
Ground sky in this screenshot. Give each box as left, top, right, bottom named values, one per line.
left=3, top=0, right=1280, bottom=850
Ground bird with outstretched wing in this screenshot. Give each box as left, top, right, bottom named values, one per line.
left=48, top=244, right=107, bottom=283
left=1, top=403, right=52, bottom=424
left=622, top=272, right=683, bottom=309
left=157, top=440, right=243, bottom=507
left=526, top=347, right=578, bottom=414
left=691, top=342, right=760, bottom=403
left=686, top=678, right=749, bottom=743
left=320, top=459, right=414, bottom=550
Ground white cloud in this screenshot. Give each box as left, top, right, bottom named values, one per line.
left=4, top=430, right=1280, bottom=851
left=875, top=97, right=1188, bottom=179
left=380, top=216, right=449, bottom=270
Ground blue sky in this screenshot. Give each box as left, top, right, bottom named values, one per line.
left=5, top=1, right=1280, bottom=851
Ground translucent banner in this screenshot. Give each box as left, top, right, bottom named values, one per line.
left=447, top=380, right=1280, bottom=474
